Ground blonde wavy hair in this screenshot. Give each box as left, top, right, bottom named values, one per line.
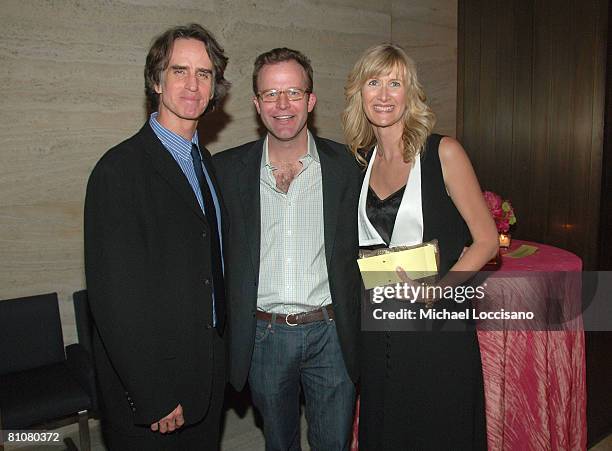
left=342, top=43, right=436, bottom=165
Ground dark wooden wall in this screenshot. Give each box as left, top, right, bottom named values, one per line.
left=459, top=1, right=611, bottom=445
left=600, top=0, right=612, bottom=271
left=458, top=0, right=608, bottom=269
left=586, top=4, right=612, bottom=447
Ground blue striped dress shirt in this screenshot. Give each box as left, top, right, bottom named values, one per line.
left=149, top=112, right=223, bottom=324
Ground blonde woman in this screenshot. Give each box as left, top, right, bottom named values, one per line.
left=343, top=44, right=497, bottom=450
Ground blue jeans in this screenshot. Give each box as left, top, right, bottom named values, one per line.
left=248, top=314, right=355, bottom=451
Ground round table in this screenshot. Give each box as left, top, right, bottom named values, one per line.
left=478, top=240, right=586, bottom=451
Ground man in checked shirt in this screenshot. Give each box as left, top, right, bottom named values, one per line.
left=214, top=48, right=362, bottom=450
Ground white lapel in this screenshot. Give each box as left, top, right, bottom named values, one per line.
left=357, top=146, right=424, bottom=247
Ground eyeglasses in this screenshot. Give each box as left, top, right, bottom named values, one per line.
left=257, top=88, right=310, bottom=103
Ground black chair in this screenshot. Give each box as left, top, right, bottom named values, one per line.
left=72, top=290, right=98, bottom=410
left=0, top=293, right=94, bottom=451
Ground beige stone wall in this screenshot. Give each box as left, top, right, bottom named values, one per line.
left=392, top=0, right=458, bottom=136
left=0, top=0, right=456, bottom=343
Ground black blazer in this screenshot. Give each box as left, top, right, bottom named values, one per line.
left=84, top=123, right=227, bottom=431
left=213, top=135, right=362, bottom=390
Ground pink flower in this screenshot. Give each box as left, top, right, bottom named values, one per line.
left=483, top=190, right=517, bottom=233
left=483, top=191, right=502, bottom=212
left=496, top=218, right=510, bottom=233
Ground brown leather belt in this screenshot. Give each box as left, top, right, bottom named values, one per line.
left=256, top=305, right=334, bottom=326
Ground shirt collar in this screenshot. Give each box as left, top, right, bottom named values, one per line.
left=261, top=130, right=319, bottom=170
left=149, top=112, right=199, bottom=159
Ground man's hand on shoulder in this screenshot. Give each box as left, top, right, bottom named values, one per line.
left=150, top=404, right=185, bottom=433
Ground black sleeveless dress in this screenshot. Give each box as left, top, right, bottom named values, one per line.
left=358, top=134, right=487, bottom=450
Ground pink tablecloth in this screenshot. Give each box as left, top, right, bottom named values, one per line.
left=478, top=240, right=586, bottom=451
left=497, top=239, right=582, bottom=271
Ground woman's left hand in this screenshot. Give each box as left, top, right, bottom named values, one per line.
left=395, top=266, right=437, bottom=306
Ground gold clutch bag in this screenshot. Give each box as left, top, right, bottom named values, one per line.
left=357, top=240, right=440, bottom=290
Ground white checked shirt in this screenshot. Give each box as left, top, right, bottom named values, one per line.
left=257, top=131, right=332, bottom=314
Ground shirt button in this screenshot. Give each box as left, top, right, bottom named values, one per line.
left=202, top=231, right=207, bottom=238
left=204, top=279, right=211, bottom=286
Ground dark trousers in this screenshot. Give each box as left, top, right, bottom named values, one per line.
left=248, top=317, right=355, bottom=451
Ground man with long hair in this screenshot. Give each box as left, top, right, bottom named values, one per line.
left=85, top=24, right=230, bottom=450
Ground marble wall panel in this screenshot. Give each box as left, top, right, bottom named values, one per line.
left=0, top=0, right=456, bottom=343
left=392, top=0, right=458, bottom=136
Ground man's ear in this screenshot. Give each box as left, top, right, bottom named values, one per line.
left=253, top=97, right=261, bottom=115
left=307, top=92, right=317, bottom=113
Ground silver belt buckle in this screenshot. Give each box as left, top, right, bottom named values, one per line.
left=285, top=312, right=298, bottom=326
